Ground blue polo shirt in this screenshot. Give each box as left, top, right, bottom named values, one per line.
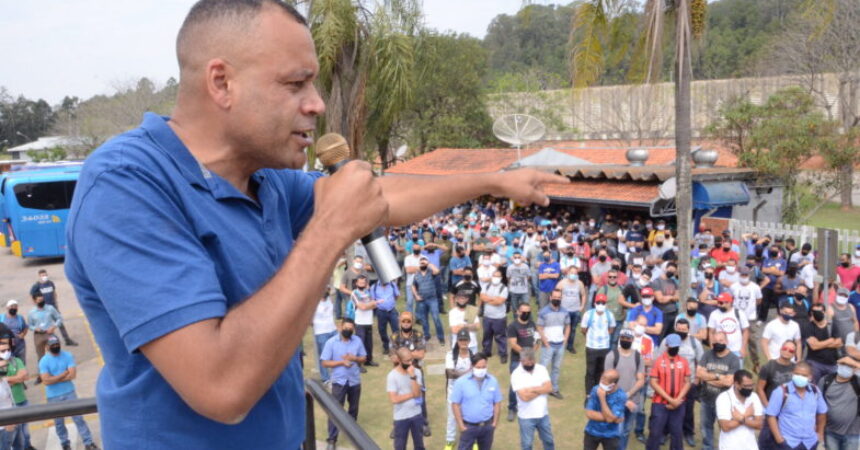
left=449, top=255, right=472, bottom=286
left=320, top=334, right=366, bottom=387
left=626, top=305, right=664, bottom=345
left=38, top=350, right=76, bottom=399
left=538, top=262, right=561, bottom=293
left=584, top=386, right=627, bottom=438
left=65, top=113, right=321, bottom=449
left=765, top=382, right=828, bottom=449
left=371, top=282, right=399, bottom=312
left=449, top=373, right=502, bottom=423
left=763, top=257, right=787, bottom=285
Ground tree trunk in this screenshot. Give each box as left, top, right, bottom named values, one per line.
left=839, top=163, right=854, bottom=210
left=675, top=0, right=694, bottom=301
left=837, top=76, right=857, bottom=209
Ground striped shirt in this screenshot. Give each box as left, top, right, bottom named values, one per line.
left=649, top=353, right=690, bottom=404
left=581, top=309, right=616, bottom=350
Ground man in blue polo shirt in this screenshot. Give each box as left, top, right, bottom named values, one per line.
left=764, top=361, right=827, bottom=450
left=583, top=369, right=626, bottom=450
left=626, top=287, right=664, bottom=345
left=450, top=352, right=503, bottom=450
left=64, top=1, right=564, bottom=448
left=371, top=279, right=400, bottom=356
left=39, top=335, right=97, bottom=450
left=320, top=318, right=366, bottom=449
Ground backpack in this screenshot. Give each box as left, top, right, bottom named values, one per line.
left=774, top=382, right=820, bottom=415
left=821, top=372, right=860, bottom=416
left=611, top=347, right=641, bottom=373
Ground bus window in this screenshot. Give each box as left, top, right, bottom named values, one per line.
left=13, top=181, right=76, bottom=211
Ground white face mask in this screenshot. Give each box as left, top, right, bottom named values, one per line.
left=641, top=297, right=653, bottom=307
left=726, top=266, right=736, bottom=273
left=740, top=276, right=750, bottom=285
left=836, top=364, right=855, bottom=379
left=836, top=295, right=849, bottom=305
left=353, top=262, right=363, bottom=270
left=513, top=258, right=522, bottom=264
left=482, top=259, right=491, bottom=266
left=855, top=249, right=860, bottom=257
left=599, top=382, right=616, bottom=392
left=657, top=225, right=665, bottom=230
left=634, top=324, right=645, bottom=336
left=472, top=368, right=487, bottom=378
left=491, top=277, right=502, bottom=285
left=0, top=351, right=10, bottom=361
left=595, top=304, right=606, bottom=313
left=40, top=276, right=48, bottom=282
left=639, top=278, right=649, bottom=287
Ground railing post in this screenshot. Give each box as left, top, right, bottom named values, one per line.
left=304, top=391, right=315, bottom=450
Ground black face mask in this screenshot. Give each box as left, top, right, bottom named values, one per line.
left=463, top=274, right=472, bottom=281
left=7, top=309, right=16, bottom=316
left=841, top=262, right=851, bottom=268
left=712, top=343, right=727, bottom=353
left=550, top=299, right=561, bottom=307
left=401, top=325, right=412, bottom=333
left=667, top=347, right=680, bottom=357
left=611, top=265, right=621, bottom=271
left=811, top=310, right=825, bottom=322
left=49, top=345, right=61, bottom=355
left=687, top=309, right=698, bottom=317
left=419, top=265, right=428, bottom=271
left=619, top=340, right=633, bottom=350
left=666, top=272, right=676, bottom=278
left=598, top=255, right=607, bottom=262
left=36, top=301, right=45, bottom=308
left=677, top=332, right=688, bottom=341
left=739, top=387, right=754, bottom=398
left=522, top=364, right=535, bottom=372
left=780, top=313, right=794, bottom=322
left=480, top=233, right=487, bottom=237
left=457, top=302, right=467, bottom=309
left=341, top=329, right=353, bottom=339
left=719, top=305, right=730, bottom=312
left=413, top=249, right=421, bottom=255
left=400, top=362, right=411, bottom=371
left=519, top=312, right=531, bottom=322
left=770, top=251, right=779, bottom=258
left=704, top=273, right=714, bottom=280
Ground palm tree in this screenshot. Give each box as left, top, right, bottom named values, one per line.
left=571, top=0, right=707, bottom=299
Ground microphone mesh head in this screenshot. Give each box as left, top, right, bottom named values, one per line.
left=316, top=133, right=351, bottom=167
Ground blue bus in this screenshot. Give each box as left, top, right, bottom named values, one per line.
left=0, top=164, right=82, bottom=258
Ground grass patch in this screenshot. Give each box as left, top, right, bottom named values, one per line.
left=804, top=202, right=860, bottom=231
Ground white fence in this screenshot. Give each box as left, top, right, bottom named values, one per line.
left=729, top=219, right=860, bottom=256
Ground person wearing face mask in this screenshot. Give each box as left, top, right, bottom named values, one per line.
left=804, top=303, right=842, bottom=383
left=0, top=300, right=27, bottom=364
left=583, top=369, right=627, bottom=450
left=760, top=246, right=787, bottom=322
left=312, top=291, right=338, bottom=384
left=451, top=267, right=481, bottom=310
left=506, top=303, right=538, bottom=422
left=818, top=356, right=860, bottom=450
left=471, top=228, right=493, bottom=266
left=537, top=289, right=571, bottom=399
left=582, top=294, right=618, bottom=395
left=321, top=318, right=366, bottom=449
left=557, top=267, right=586, bottom=354
left=0, top=338, right=31, bottom=450
left=413, top=257, right=445, bottom=346
left=537, top=251, right=561, bottom=309
left=730, top=265, right=763, bottom=369
left=836, top=252, right=860, bottom=291
left=626, top=287, right=664, bottom=345
left=26, top=292, right=62, bottom=385
left=696, top=263, right=721, bottom=320
left=450, top=352, right=502, bottom=450
left=761, top=301, right=802, bottom=362
left=646, top=333, right=691, bottom=450
left=757, top=341, right=798, bottom=409
left=510, top=348, right=555, bottom=450
left=388, top=347, right=425, bottom=450
left=652, top=263, right=680, bottom=339
left=707, top=292, right=750, bottom=365
left=658, top=319, right=703, bottom=447
left=449, top=246, right=472, bottom=288
left=479, top=273, right=508, bottom=363
left=718, top=259, right=740, bottom=288
left=604, top=329, right=645, bottom=450
left=38, top=335, right=98, bottom=450
left=830, top=287, right=858, bottom=346
left=403, top=242, right=425, bottom=315
left=444, top=330, right=474, bottom=448
left=697, top=331, right=741, bottom=450
left=506, top=252, right=531, bottom=312
left=715, top=369, right=764, bottom=449
left=29, top=270, right=77, bottom=347
left=764, top=362, right=827, bottom=450
left=347, top=275, right=378, bottom=371
left=679, top=298, right=708, bottom=341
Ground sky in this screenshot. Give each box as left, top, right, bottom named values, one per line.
left=0, top=0, right=526, bottom=105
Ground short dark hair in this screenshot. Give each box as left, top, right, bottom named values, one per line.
left=341, top=317, right=355, bottom=326
left=183, top=0, right=306, bottom=30
left=38, top=269, right=47, bottom=275
left=470, top=351, right=487, bottom=366
left=733, top=369, right=753, bottom=384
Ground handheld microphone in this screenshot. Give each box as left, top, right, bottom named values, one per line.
left=315, top=133, right=403, bottom=284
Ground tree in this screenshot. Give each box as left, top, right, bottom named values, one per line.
left=0, top=91, right=57, bottom=147
left=708, top=87, right=837, bottom=223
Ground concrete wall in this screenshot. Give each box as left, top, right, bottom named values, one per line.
left=731, top=184, right=784, bottom=223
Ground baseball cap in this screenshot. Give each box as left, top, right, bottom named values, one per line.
left=640, top=287, right=655, bottom=297
left=5, top=300, right=17, bottom=308
left=738, top=266, right=751, bottom=275
left=456, top=329, right=470, bottom=341
left=717, top=292, right=733, bottom=304
left=619, top=329, right=635, bottom=339
left=47, top=335, right=61, bottom=345
left=837, top=287, right=850, bottom=296
left=594, top=293, right=608, bottom=303
left=665, top=333, right=681, bottom=348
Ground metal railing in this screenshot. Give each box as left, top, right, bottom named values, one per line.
left=0, top=380, right=379, bottom=450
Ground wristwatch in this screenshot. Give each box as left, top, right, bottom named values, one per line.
left=410, top=376, right=417, bottom=380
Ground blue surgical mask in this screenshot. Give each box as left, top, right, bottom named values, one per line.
left=792, top=374, right=809, bottom=388
left=568, top=273, right=578, bottom=280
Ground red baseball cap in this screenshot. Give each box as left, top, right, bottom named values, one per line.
left=640, top=287, right=654, bottom=297
left=594, top=293, right=608, bottom=303
left=717, top=292, right=734, bottom=304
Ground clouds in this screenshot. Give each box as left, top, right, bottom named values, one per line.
left=0, top=0, right=523, bottom=104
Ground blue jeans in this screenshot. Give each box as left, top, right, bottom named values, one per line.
left=393, top=413, right=425, bottom=450
left=565, top=311, right=581, bottom=350
left=334, top=290, right=346, bottom=320
left=376, top=308, right=400, bottom=353
left=417, top=298, right=444, bottom=342
left=647, top=402, right=685, bottom=450
left=406, top=286, right=415, bottom=316
left=47, top=391, right=94, bottom=446
left=610, top=323, right=622, bottom=349
left=540, top=342, right=565, bottom=392
left=510, top=293, right=529, bottom=312
left=700, top=401, right=717, bottom=450
left=619, top=407, right=635, bottom=450
left=314, top=331, right=336, bottom=382
left=508, top=358, right=519, bottom=412
left=825, top=431, right=858, bottom=450
left=11, top=399, right=31, bottom=450
left=518, top=414, right=555, bottom=450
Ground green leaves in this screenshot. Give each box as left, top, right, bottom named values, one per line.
left=571, top=1, right=608, bottom=88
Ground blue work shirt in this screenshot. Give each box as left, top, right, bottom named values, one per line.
left=765, top=383, right=828, bottom=448
left=538, top=262, right=561, bottom=293
left=762, top=257, right=787, bottom=285
left=449, top=373, right=502, bottom=423
left=27, top=305, right=62, bottom=331
left=320, top=334, right=366, bottom=387
left=421, top=248, right=442, bottom=268
left=371, top=282, right=399, bottom=312
left=584, top=386, right=627, bottom=438
left=65, top=113, right=320, bottom=449
left=449, top=255, right=472, bottom=286
left=38, top=350, right=76, bottom=399
left=626, top=305, right=664, bottom=345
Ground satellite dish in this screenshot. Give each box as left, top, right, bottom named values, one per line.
left=659, top=177, right=677, bottom=200
left=493, top=114, right=546, bottom=148
left=395, top=145, right=408, bottom=158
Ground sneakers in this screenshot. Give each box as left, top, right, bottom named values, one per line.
left=390, top=428, right=395, bottom=439
left=636, top=434, right=646, bottom=444
left=62, top=445, right=71, bottom=450
left=359, top=366, right=367, bottom=374
left=444, top=442, right=455, bottom=450
left=685, top=435, right=696, bottom=447
left=422, top=424, right=431, bottom=437
left=326, top=439, right=337, bottom=450
left=507, top=409, right=516, bottom=422
left=366, top=361, right=379, bottom=367
left=500, top=354, right=508, bottom=364
left=549, top=391, right=564, bottom=400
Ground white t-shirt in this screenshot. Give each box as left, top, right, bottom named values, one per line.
left=799, top=264, right=817, bottom=290
left=762, top=318, right=801, bottom=360
left=448, top=307, right=479, bottom=349
left=730, top=282, right=762, bottom=321
left=477, top=265, right=495, bottom=292
left=352, top=289, right=374, bottom=325
left=510, top=364, right=550, bottom=419
left=707, top=308, right=749, bottom=353
left=404, top=254, right=421, bottom=286
left=719, top=269, right=740, bottom=287
left=715, top=388, right=763, bottom=450
left=313, top=298, right=337, bottom=335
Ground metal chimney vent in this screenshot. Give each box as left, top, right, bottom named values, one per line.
left=692, top=146, right=719, bottom=168
left=626, top=148, right=649, bottom=166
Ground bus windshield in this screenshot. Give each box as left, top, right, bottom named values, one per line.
left=13, top=180, right=76, bottom=211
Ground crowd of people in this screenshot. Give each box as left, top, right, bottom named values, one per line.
left=310, top=200, right=860, bottom=450
left=0, top=270, right=98, bottom=450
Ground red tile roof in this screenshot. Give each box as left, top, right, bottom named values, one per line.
left=544, top=180, right=659, bottom=206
